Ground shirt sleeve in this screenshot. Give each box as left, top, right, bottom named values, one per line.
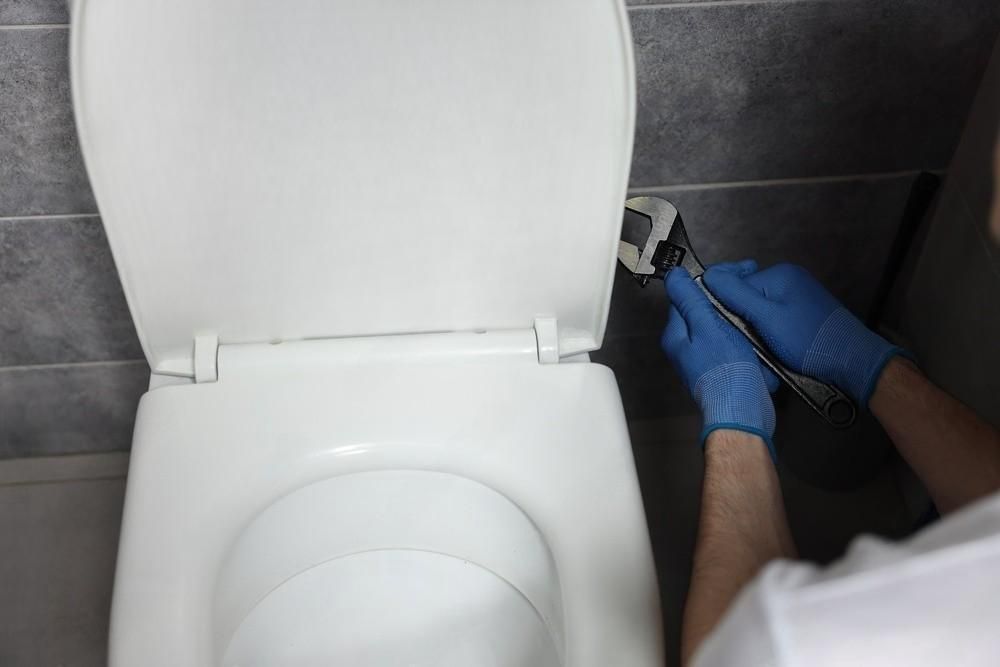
left=690, top=492, right=1000, bottom=667
left=690, top=559, right=819, bottom=667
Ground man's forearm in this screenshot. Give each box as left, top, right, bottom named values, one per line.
left=871, top=357, right=1000, bottom=514
left=681, top=430, right=796, bottom=665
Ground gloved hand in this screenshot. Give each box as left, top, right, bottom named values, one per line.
left=662, top=266, right=778, bottom=460
left=703, top=260, right=906, bottom=407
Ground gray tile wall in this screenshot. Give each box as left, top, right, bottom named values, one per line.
left=628, top=0, right=998, bottom=186
left=0, top=0, right=66, bottom=26
left=0, top=27, right=93, bottom=215
left=0, top=7, right=146, bottom=459
left=1, top=1, right=998, bottom=457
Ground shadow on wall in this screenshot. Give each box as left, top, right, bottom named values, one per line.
left=901, top=36, right=1000, bottom=428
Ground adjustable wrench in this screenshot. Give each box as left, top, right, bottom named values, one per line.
left=618, top=196, right=856, bottom=429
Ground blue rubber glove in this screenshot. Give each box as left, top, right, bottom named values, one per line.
left=703, top=260, right=907, bottom=407
left=662, top=266, right=778, bottom=460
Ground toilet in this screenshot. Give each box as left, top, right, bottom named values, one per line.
left=70, top=0, right=663, bottom=664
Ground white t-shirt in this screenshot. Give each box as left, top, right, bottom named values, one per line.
left=693, top=491, right=1000, bottom=666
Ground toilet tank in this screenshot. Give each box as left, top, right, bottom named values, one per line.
left=70, top=0, right=636, bottom=377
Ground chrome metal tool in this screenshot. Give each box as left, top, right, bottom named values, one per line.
left=619, top=196, right=856, bottom=429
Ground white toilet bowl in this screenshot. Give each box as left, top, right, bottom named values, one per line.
left=70, top=0, right=663, bottom=664
left=112, top=333, right=661, bottom=665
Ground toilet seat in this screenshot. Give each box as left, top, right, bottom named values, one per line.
left=224, top=550, right=562, bottom=666
left=110, top=334, right=663, bottom=665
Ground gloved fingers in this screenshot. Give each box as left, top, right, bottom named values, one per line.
left=665, top=267, right=717, bottom=332
left=661, top=304, right=689, bottom=353
left=761, top=365, right=781, bottom=393
left=661, top=305, right=694, bottom=390
left=743, top=262, right=818, bottom=299
left=707, top=258, right=758, bottom=277
left=703, top=262, right=773, bottom=322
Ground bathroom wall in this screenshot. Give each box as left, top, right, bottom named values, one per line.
left=1, top=0, right=999, bottom=458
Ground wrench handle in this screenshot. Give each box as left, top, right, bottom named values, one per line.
left=693, top=276, right=857, bottom=429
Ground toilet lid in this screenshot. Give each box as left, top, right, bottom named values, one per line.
left=71, top=0, right=635, bottom=376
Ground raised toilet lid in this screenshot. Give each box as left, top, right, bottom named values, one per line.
left=71, top=0, right=635, bottom=377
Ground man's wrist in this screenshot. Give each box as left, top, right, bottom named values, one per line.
left=856, top=345, right=912, bottom=407
left=802, top=308, right=910, bottom=406
left=870, top=355, right=921, bottom=414
left=704, top=428, right=775, bottom=464
left=695, top=363, right=776, bottom=458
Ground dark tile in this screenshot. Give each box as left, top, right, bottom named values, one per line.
left=0, top=216, right=142, bottom=366
left=0, top=477, right=124, bottom=666
left=610, top=175, right=915, bottom=339
left=629, top=0, right=1000, bottom=186
left=773, top=391, right=897, bottom=493
left=778, top=457, right=913, bottom=564
left=594, top=334, right=697, bottom=421
left=605, top=263, right=671, bottom=337
left=0, top=28, right=95, bottom=216
left=629, top=422, right=702, bottom=667
left=903, top=188, right=1000, bottom=428
left=0, top=361, right=148, bottom=458
left=0, top=0, right=68, bottom=25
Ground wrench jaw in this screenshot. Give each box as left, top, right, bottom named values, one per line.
left=618, top=196, right=699, bottom=287
left=616, top=240, right=645, bottom=284
left=628, top=242, right=689, bottom=287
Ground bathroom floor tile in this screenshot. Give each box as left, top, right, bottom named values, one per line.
left=0, top=456, right=126, bottom=667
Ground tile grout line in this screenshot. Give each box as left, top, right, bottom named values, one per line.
left=0, top=0, right=825, bottom=27
left=0, top=212, right=100, bottom=222
left=628, top=0, right=821, bottom=10
left=0, top=452, right=131, bottom=485
left=0, top=171, right=942, bottom=225
left=0, top=359, right=146, bottom=374
left=628, top=169, right=942, bottom=193
left=0, top=23, right=69, bottom=30
left=0, top=1, right=820, bottom=28
left=602, top=332, right=666, bottom=341
left=0, top=474, right=127, bottom=488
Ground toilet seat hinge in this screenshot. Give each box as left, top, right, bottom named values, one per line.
left=194, top=333, right=219, bottom=383
left=533, top=317, right=559, bottom=364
